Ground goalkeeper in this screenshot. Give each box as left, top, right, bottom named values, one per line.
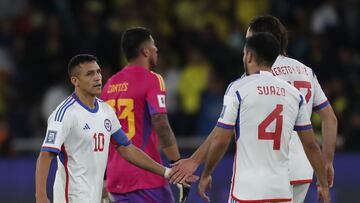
left=100, top=27, right=196, bottom=203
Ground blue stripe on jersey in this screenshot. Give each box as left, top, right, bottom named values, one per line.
left=234, top=94, right=241, bottom=141
left=313, top=100, right=330, bottom=112
left=41, top=147, right=60, bottom=154
left=55, top=96, right=72, bottom=121
left=235, top=91, right=241, bottom=103
left=112, top=129, right=132, bottom=146
left=294, top=124, right=313, bottom=131
left=142, top=102, right=153, bottom=149
left=59, top=150, right=65, bottom=166
left=299, top=94, right=304, bottom=109
left=58, top=100, right=76, bottom=122
left=55, top=98, right=74, bottom=121
left=216, top=122, right=234, bottom=129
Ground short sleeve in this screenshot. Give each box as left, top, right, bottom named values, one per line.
left=41, top=111, right=72, bottom=154
left=217, top=84, right=241, bottom=129
left=111, top=129, right=132, bottom=146
left=146, top=72, right=167, bottom=115
left=312, top=73, right=330, bottom=112
left=294, top=94, right=313, bottom=131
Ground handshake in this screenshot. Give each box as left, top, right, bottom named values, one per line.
left=164, top=159, right=200, bottom=203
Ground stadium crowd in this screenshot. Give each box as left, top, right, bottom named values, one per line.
left=0, top=0, right=359, bottom=155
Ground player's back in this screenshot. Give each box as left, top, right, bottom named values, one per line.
left=101, top=65, right=167, bottom=193
left=272, top=55, right=329, bottom=183
left=272, top=55, right=329, bottom=114
left=222, top=71, right=310, bottom=201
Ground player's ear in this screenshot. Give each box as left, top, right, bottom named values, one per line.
left=141, top=47, right=150, bottom=57
left=70, top=76, right=79, bottom=87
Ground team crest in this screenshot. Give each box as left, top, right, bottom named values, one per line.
left=104, top=119, right=112, bottom=132
left=45, top=130, right=57, bottom=144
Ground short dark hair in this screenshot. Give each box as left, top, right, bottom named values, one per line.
left=244, top=32, right=280, bottom=67
left=121, top=27, right=152, bottom=61
left=68, top=54, right=98, bottom=76
left=248, top=15, right=288, bottom=55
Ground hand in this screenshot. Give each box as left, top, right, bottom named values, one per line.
left=198, top=175, right=212, bottom=202
left=169, top=158, right=199, bottom=184
left=325, top=163, right=334, bottom=187
left=36, top=196, right=50, bottom=203
left=317, top=182, right=331, bottom=203
left=176, top=183, right=191, bottom=203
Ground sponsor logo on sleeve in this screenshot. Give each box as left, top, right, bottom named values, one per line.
left=104, top=119, right=112, bottom=132
left=157, top=95, right=166, bottom=108
left=45, top=130, right=57, bottom=144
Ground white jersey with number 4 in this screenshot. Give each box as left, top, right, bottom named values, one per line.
left=272, top=55, right=329, bottom=184
left=41, top=93, right=131, bottom=203
left=218, top=71, right=312, bottom=202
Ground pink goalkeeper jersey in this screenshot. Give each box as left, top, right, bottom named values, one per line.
left=101, top=65, right=167, bottom=193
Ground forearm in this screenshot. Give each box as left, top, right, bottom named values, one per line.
left=190, top=127, right=217, bottom=165
left=202, top=130, right=231, bottom=177
left=321, top=117, right=337, bottom=164
left=152, top=114, right=180, bottom=161
left=118, top=145, right=165, bottom=177
left=35, top=152, right=55, bottom=199
left=303, top=142, right=328, bottom=187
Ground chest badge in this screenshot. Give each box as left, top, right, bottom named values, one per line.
left=104, top=119, right=112, bottom=132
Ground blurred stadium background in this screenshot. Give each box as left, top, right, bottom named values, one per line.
left=0, top=0, right=359, bottom=202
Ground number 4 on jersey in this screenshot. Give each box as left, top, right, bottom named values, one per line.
left=258, top=104, right=283, bottom=150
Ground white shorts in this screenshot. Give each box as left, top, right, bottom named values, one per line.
left=289, top=132, right=313, bottom=184
left=290, top=183, right=311, bottom=203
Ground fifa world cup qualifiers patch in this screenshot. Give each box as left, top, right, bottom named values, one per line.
left=157, top=94, right=166, bottom=108
left=45, top=130, right=57, bottom=144
left=104, top=119, right=112, bottom=132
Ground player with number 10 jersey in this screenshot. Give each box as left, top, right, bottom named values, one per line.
left=101, top=65, right=168, bottom=193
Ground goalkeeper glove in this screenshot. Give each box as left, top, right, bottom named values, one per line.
left=176, top=183, right=190, bottom=203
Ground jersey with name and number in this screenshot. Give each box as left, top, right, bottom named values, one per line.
left=41, top=93, right=131, bottom=203
left=218, top=71, right=312, bottom=202
left=272, top=55, right=329, bottom=184
left=101, top=65, right=168, bottom=193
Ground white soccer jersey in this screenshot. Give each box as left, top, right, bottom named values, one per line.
left=272, top=55, right=329, bottom=183
left=218, top=71, right=312, bottom=202
left=41, top=93, right=131, bottom=203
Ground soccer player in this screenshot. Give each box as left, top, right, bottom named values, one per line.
left=100, top=27, right=188, bottom=203
left=35, top=54, right=175, bottom=203
left=245, top=15, right=337, bottom=203
left=197, top=33, right=330, bottom=203
left=171, top=15, right=337, bottom=203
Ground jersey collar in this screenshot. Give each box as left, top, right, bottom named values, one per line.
left=71, top=93, right=99, bottom=113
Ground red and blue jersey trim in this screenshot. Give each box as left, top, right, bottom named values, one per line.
left=313, top=100, right=330, bottom=112
left=216, top=122, right=235, bottom=129
left=290, top=179, right=312, bottom=184
left=41, top=146, right=61, bottom=154
left=294, top=124, right=313, bottom=131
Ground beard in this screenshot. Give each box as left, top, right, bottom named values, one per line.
left=149, top=57, right=157, bottom=69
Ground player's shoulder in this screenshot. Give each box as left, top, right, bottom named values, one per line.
left=276, top=56, right=315, bottom=76
left=49, top=95, right=77, bottom=123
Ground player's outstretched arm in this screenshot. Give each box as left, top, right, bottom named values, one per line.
left=151, top=113, right=181, bottom=162
left=198, top=127, right=233, bottom=202
left=117, top=144, right=167, bottom=177
left=297, top=129, right=330, bottom=203
left=169, top=127, right=218, bottom=184
left=35, top=151, right=55, bottom=203
left=317, top=105, right=337, bottom=187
